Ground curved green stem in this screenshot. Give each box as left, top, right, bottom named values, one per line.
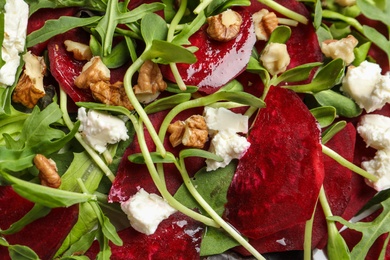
left=322, top=144, right=378, bottom=182
left=194, top=0, right=213, bottom=15
left=59, top=89, right=115, bottom=182
left=135, top=118, right=219, bottom=228
left=177, top=157, right=265, bottom=260
left=123, top=54, right=167, bottom=157
left=257, top=0, right=308, bottom=24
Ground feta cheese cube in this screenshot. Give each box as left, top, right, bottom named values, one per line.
left=357, top=114, right=390, bottom=150
left=341, top=61, right=390, bottom=113
left=204, top=106, right=248, bottom=135
left=77, top=108, right=129, bottom=153
left=0, top=0, right=29, bottom=86
left=120, top=188, right=177, bottom=235
left=362, top=149, right=390, bottom=191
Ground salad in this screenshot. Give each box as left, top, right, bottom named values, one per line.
left=1, top=0, right=390, bottom=259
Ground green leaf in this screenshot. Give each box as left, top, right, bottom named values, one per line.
left=313, top=0, right=323, bottom=30
left=205, top=0, right=250, bottom=16
left=273, top=62, right=322, bottom=85
left=362, top=25, right=390, bottom=58
left=147, top=40, right=197, bottom=64
left=100, top=213, right=123, bottom=246
left=283, top=59, right=345, bottom=93
left=353, top=41, right=371, bottom=66
left=310, top=106, right=336, bottom=128
left=1, top=204, right=51, bottom=235
left=174, top=162, right=240, bottom=255
left=8, top=245, right=39, bottom=260
left=314, top=90, right=362, bottom=118
left=141, top=13, right=168, bottom=47
left=268, top=26, right=291, bottom=44
left=0, top=237, right=9, bottom=247
left=328, top=197, right=390, bottom=259
left=321, top=120, right=347, bottom=144
left=357, top=0, right=390, bottom=26
left=171, top=12, right=206, bottom=46
left=26, top=16, right=101, bottom=48
left=102, top=40, right=130, bottom=68
left=0, top=11, right=5, bottom=68
left=179, top=149, right=223, bottom=162
left=25, top=0, right=107, bottom=15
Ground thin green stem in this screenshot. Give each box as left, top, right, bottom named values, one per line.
left=257, top=0, right=308, bottom=24
left=59, top=89, right=115, bottom=182
left=123, top=54, right=167, bottom=157
left=321, top=10, right=364, bottom=34
left=322, top=144, right=379, bottom=182
left=135, top=118, right=219, bottom=228
left=177, top=157, right=265, bottom=260
left=194, top=0, right=213, bottom=15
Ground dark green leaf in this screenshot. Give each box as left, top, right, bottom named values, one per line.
left=129, top=152, right=177, bottom=164
left=321, top=120, right=346, bottom=144
left=273, top=62, right=322, bottom=85
left=171, top=12, right=206, bottom=46
left=179, top=149, right=223, bottom=162
left=144, top=93, right=192, bottom=114
left=101, top=40, right=130, bottom=68
left=268, top=26, right=291, bottom=44
left=147, top=40, right=197, bottom=64
left=310, top=106, right=336, bottom=128
left=166, top=83, right=198, bottom=93
left=314, top=90, right=362, bottom=118
left=362, top=25, right=390, bottom=58
left=205, top=0, right=250, bottom=16
left=26, top=16, right=101, bottom=48
left=357, top=188, right=390, bottom=216
left=25, top=0, right=107, bottom=15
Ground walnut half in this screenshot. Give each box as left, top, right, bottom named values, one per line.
left=252, top=9, right=278, bottom=41
left=91, top=81, right=134, bottom=111
left=12, top=52, right=46, bottom=108
left=167, top=115, right=208, bottom=148
left=207, top=9, right=243, bottom=42
left=34, top=154, right=61, bottom=188
left=74, top=56, right=110, bottom=89
left=64, top=40, right=93, bottom=61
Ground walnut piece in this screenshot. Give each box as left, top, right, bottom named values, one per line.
left=91, top=81, right=134, bottom=110
left=34, top=154, right=61, bottom=188
left=321, top=35, right=358, bottom=65
left=74, top=56, right=110, bottom=89
left=207, top=9, right=243, bottom=42
left=133, top=60, right=167, bottom=104
left=252, top=9, right=278, bottom=41
left=12, top=52, right=46, bottom=108
left=168, top=115, right=208, bottom=148
left=260, top=42, right=291, bottom=76
left=64, top=40, right=93, bottom=61
left=167, top=120, right=186, bottom=147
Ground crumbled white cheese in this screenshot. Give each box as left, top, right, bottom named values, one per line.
left=357, top=114, right=390, bottom=191
left=206, top=129, right=250, bottom=171
left=341, top=61, right=390, bottom=113
left=357, top=114, right=390, bottom=150
left=120, top=188, right=177, bottom=235
left=362, top=149, right=390, bottom=191
left=203, top=106, right=248, bottom=136
left=321, top=35, right=358, bottom=65
left=0, top=0, right=29, bottom=86
left=260, top=42, right=290, bottom=76
left=77, top=107, right=129, bottom=153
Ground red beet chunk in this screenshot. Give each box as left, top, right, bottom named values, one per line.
left=0, top=186, right=78, bottom=260
left=85, top=212, right=204, bottom=259
left=223, top=86, right=324, bottom=239
left=161, top=10, right=256, bottom=94
left=47, top=28, right=94, bottom=103
left=27, top=8, right=79, bottom=55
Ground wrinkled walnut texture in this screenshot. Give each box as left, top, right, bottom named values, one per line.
left=207, top=10, right=243, bottom=42
left=91, top=81, right=134, bottom=110
left=34, top=154, right=61, bottom=188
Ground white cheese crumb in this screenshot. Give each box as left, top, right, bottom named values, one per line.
left=341, top=61, right=390, bottom=113
left=203, top=106, right=248, bottom=136
left=77, top=107, right=129, bottom=153
left=357, top=114, right=390, bottom=191
left=120, top=188, right=177, bottom=235
left=0, top=0, right=29, bottom=86
left=206, top=129, right=250, bottom=171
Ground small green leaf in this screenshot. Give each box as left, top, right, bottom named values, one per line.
left=310, top=106, right=336, bottom=128
left=273, top=62, right=322, bottom=85
left=101, top=214, right=123, bottom=246
left=362, top=25, right=390, bottom=58
left=321, top=120, right=347, bottom=144
left=147, top=40, right=197, bottom=64
left=8, top=245, right=39, bottom=260
left=0, top=237, right=9, bottom=247
left=26, top=16, right=101, bottom=48
left=268, top=26, right=291, bottom=44
left=141, top=13, right=168, bottom=47
left=101, top=40, right=130, bottom=68
left=353, top=41, right=371, bottom=66
left=179, top=149, right=223, bottom=162
left=357, top=0, right=390, bottom=26
left=314, top=90, right=362, bottom=118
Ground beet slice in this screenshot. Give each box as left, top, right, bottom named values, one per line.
left=47, top=28, right=94, bottom=103
left=161, top=9, right=256, bottom=94
left=223, top=86, right=324, bottom=239
left=0, top=186, right=79, bottom=259
left=85, top=211, right=204, bottom=259
left=27, top=8, right=79, bottom=55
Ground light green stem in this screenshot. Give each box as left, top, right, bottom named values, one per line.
left=193, top=0, right=213, bottom=14
left=257, top=0, right=308, bottom=24
left=59, top=89, right=115, bottom=182
left=321, top=10, right=364, bottom=34
left=322, top=144, right=379, bottom=182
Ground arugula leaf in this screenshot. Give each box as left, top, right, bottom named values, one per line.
left=25, top=0, right=108, bottom=15
left=26, top=16, right=101, bottom=48
left=329, top=197, right=390, bottom=259
left=174, top=162, right=240, bottom=256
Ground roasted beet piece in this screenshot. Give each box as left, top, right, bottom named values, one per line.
left=223, top=86, right=324, bottom=239
left=47, top=28, right=94, bottom=103
left=161, top=10, right=256, bottom=94
left=85, top=211, right=204, bottom=259
left=0, top=186, right=78, bottom=260
left=27, top=8, right=79, bottom=55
